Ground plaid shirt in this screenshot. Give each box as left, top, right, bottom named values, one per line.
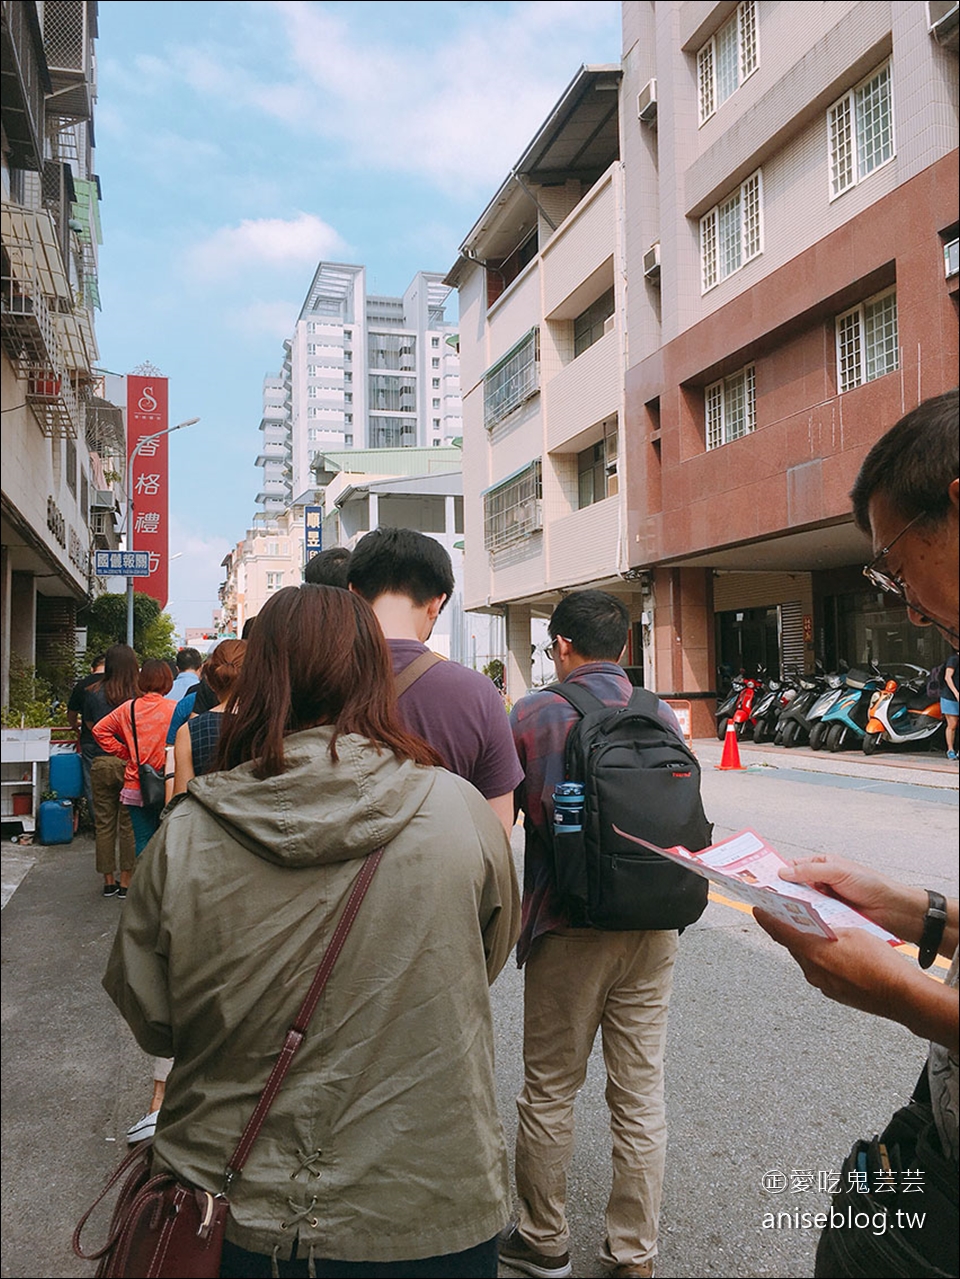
left=509, top=663, right=683, bottom=966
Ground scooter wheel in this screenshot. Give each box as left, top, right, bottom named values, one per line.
left=780, top=721, right=799, bottom=748
left=717, top=717, right=729, bottom=742
left=809, top=722, right=826, bottom=751
left=753, top=719, right=770, bottom=744
left=862, top=732, right=881, bottom=756
left=827, top=723, right=847, bottom=752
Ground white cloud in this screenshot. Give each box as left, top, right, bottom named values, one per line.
left=229, top=299, right=305, bottom=341
left=268, top=0, right=622, bottom=192
left=184, top=212, right=346, bottom=281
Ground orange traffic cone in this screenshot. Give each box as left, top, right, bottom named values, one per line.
left=717, top=720, right=745, bottom=770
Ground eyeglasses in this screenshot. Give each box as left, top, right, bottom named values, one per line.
left=548, top=635, right=572, bottom=655
left=862, top=512, right=924, bottom=600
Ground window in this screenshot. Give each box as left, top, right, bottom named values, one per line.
left=344, top=371, right=352, bottom=383
left=308, top=386, right=318, bottom=399
left=307, top=344, right=318, bottom=355
left=828, top=63, right=894, bottom=199
left=266, top=572, right=284, bottom=593
left=432, top=378, right=440, bottom=389
left=705, top=365, right=756, bottom=449
left=432, top=358, right=440, bottom=369
left=308, top=407, right=319, bottom=418
left=345, top=413, right=353, bottom=425
left=433, top=418, right=441, bottom=430
left=483, top=459, right=542, bottom=552
left=432, top=398, right=441, bottom=409
left=698, top=1, right=758, bottom=124
left=431, top=337, right=440, bottom=348
left=577, top=427, right=619, bottom=508
left=700, top=171, right=762, bottom=292
left=308, top=364, right=318, bottom=375
left=344, top=393, right=352, bottom=404
left=836, top=289, right=899, bottom=393
left=483, top=328, right=540, bottom=428
left=574, top=288, right=615, bottom=358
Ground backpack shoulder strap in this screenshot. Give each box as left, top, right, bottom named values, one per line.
left=394, top=650, right=442, bottom=698
left=545, top=681, right=605, bottom=717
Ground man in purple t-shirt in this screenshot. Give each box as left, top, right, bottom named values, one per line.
left=348, top=527, right=522, bottom=834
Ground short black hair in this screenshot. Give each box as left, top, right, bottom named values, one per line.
left=348, top=527, right=454, bottom=609
left=549, top=590, right=629, bottom=661
left=850, top=389, right=959, bottom=533
left=175, top=647, right=202, bottom=672
left=304, top=547, right=352, bottom=588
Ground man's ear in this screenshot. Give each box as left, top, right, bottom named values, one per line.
left=426, top=594, right=447, bottom=622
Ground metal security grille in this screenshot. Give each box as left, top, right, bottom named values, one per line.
left=779, top=601, right=805, bottom=675
left=483, top=329, right=539, bottom=429
left=43, top=1, right=86, bottom=71
left=483, top=459, right=542, bottom=552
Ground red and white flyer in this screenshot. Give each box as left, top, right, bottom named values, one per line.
left=611, top=826, right=900, bottom=943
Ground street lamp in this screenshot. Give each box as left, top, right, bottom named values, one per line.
left=125, top=417, right=200, bottom=646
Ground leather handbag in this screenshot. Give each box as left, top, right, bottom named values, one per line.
left=129, top=699, right=167, bottom=811
left=73, top=847, right=384, bottom=1278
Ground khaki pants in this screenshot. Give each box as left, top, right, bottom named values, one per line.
left=91, top=756, right=136, bottom=875
left=516, top=927, right=678, bottom=1268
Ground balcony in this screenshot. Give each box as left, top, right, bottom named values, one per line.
left=547, top=495, right=621, bottom=589
left=541, top=171, right=616, bottom=318
left=544, top=327, right=619, bottom=452
left=0, top=0, right=48, bottom=171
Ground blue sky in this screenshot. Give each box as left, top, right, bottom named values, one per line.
left=94, top=0, right=622, bottom=635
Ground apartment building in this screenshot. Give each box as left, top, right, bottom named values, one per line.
left=1, top=0, right=119, bottom=705
left=620, top=0, right=957, bottom=732
left=446, top=66, right=638, bottom=698
left=448, top=4, right=958, bottom=722
left=253, top=264, right=463, bottom=518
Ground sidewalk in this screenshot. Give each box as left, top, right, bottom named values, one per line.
left=693, top=735, right=959, bottom=791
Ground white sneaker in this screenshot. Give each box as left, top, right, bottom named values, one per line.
left=126, top=1110, right=159, bottom=1143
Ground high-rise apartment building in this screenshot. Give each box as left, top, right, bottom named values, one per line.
left=254, top=264, right=462, bottom=517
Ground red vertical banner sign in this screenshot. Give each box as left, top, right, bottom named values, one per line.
left=126, top=375, right=169, bottom=609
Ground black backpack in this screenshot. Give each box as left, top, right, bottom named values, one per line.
left=548, top=683, right=711, bottom=931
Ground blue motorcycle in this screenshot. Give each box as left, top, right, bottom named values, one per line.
left=816, top=666, right=885, bottom=752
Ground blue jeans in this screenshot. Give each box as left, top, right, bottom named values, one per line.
left=126, top=803, right=160, bottom=856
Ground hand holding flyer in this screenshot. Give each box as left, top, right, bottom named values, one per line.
left=611, top=826, right=901, bottom=944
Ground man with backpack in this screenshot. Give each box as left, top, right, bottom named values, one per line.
left=500, top=590, right=710, bottom=1279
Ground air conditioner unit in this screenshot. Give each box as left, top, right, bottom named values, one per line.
left=637, top=79, right=658, bottom=124
left=643, top=242, right=661, bottom=282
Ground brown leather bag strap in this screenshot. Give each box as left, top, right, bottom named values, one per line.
left=393, top=650, right=442, bottom=698
left=222, top=846, right=384, bottom=1189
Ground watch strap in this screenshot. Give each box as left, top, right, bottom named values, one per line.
left=917, top=889, right=947, bottom=970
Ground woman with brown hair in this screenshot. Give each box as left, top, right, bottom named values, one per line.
left=93, top=658, right=176, bottom=857
left=83, top=644, right=140, bottom=898
left=105, top=585, right=519, bottom=1278
left=171, top=638, right=246, bottom=793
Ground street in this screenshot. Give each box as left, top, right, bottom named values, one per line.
left=1, top=743, right=957, bottom=1279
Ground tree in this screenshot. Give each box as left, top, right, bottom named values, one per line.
left=79, top=592, right=177, bottom=662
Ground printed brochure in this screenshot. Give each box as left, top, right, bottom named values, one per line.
left=611, top=826, right=900, bottom=943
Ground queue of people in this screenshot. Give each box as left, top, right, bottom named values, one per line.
left=67, top=393, right=957, bottom=1279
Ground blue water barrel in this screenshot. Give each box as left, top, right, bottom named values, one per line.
left=49, top=752, right=83, bottom=799
left=38, top=799, right=74, bottom=845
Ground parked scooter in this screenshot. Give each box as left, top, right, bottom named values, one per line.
left=774, top=673, right=833, bottom=748
left=815, top=665, right=885, bottom=752
left=862, top=669, right=944, bottom=754
left=716, top=671, right=765, bottom=741
left=752, top=672, right=800, bottom=743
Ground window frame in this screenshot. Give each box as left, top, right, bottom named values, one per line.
left=483, top=328, right=540, bottom=429
left=827, top=61, right=895, bottom=201
left=699, top=170, right=763, bottom=293
left=697, top=0, right=759, bottom=125
left=482, top=459, right=543, bottom=553
left=705, top=364, right=756, bottom=451
left=835, top=287, right=899, bottom=393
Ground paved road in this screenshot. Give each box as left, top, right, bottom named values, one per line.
left=1, top=745, right=956, bottom=1279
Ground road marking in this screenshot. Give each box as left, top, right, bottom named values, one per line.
left=707, top=890, right=950, bottom=976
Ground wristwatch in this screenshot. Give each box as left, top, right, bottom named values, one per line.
left=917, top=889, right=947, bottom=970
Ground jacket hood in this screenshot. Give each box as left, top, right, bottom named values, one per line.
left=182, top=726, right=437, bottom=868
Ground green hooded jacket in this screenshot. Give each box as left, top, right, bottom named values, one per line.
left=104, top=726, right=520, bottom=1263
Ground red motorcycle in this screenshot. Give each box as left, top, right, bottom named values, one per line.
left=716, top=671, right=766, bottom=741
